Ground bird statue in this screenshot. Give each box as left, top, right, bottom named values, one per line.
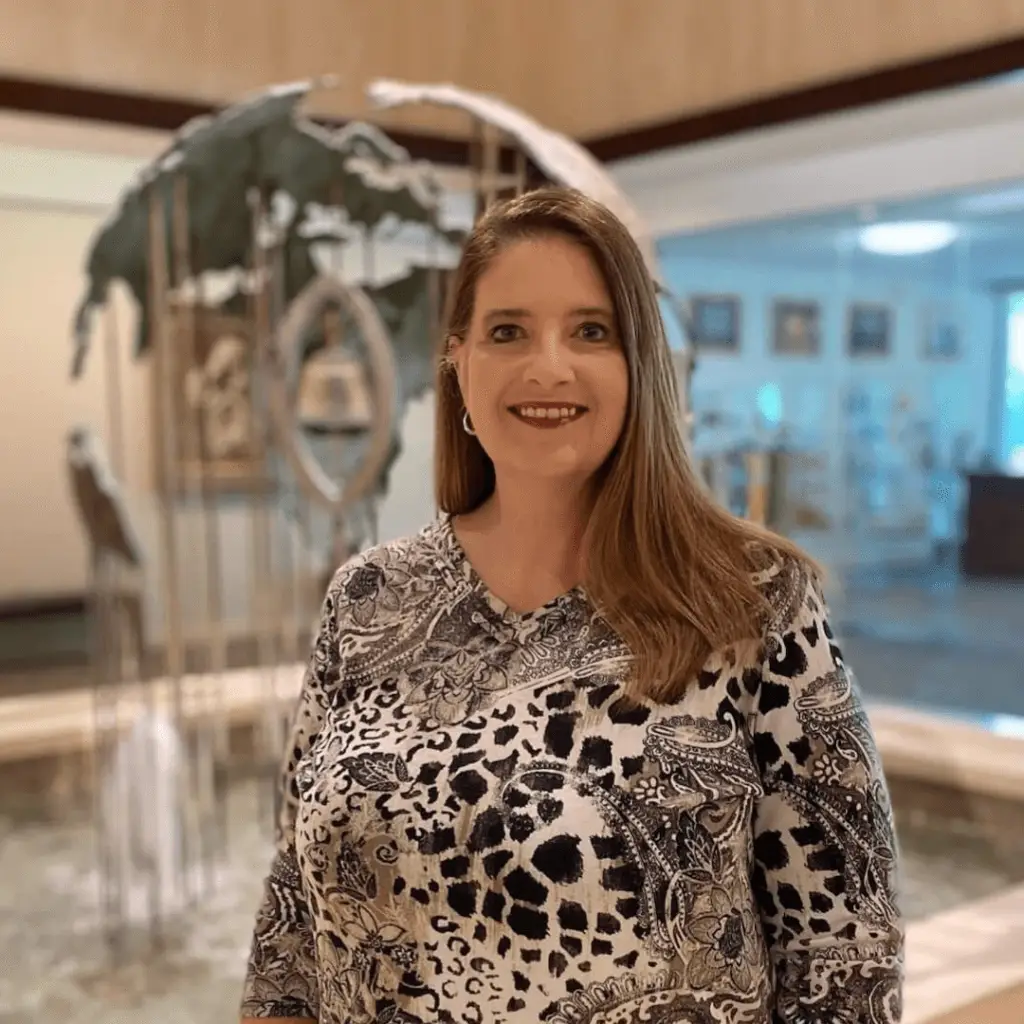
left=66, top=426, right=145, bottom=568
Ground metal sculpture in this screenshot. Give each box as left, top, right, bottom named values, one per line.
left=367, top=78, right=660, bottom=278
left=270, top=275, right=397, bottom=516
left=366, top=77, right=696, bottom=437
left=66, top=427, right=144, bottom=568
left=71, top=78, right=447, bottom=378
left=66, top=79, right=445, bottom=957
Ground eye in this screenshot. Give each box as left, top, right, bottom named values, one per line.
left=489, top=323, right=524, bottom=343
left=576, top=321, right=610, bottom=342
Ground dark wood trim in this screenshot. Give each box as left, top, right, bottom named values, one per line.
left=0, top=594, right=86, bottom=621
left=587, top=36, right=1024, bottom=161
left=0, top=73, right=511, bottom=168
left=1, top=35, right=1023, bottom=167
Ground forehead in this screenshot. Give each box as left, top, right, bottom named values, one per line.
left=474, top=235, right=611, bottom=309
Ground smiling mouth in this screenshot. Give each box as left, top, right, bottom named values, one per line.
left=508, top=404, right=587, bottom=427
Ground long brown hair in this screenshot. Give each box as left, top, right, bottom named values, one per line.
left=435, top=187, right=811, bottom=703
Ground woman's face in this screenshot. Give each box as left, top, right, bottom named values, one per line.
left=452, top=234, right=629, bottom=487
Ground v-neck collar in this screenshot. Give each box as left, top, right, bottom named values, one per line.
left=429, top=514, right=587, bottom=625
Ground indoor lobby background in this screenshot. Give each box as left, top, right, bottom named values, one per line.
left=1, top=3, right=1023, bottom=1022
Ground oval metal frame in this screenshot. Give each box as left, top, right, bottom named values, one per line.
left=268, top=274, right=398, bottom=515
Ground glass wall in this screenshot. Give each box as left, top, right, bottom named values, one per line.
left=659, top=180, right=1024, bottom=720
left=1005, top=292, right=1024, bottom=471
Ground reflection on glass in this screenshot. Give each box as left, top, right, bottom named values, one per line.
left=657, top=178, right=1024, bottom=720
left=1004, top=293, right=1024, bottom=473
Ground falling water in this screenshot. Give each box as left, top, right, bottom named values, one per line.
left=96, top=708, right=189, bottom=941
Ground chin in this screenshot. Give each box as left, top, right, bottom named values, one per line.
left=500, top=452, right=602, bottom=484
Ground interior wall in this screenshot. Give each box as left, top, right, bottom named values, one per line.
left=4, top=0, right=1024, bottom=138
left=0, top=204, right=142, bottom=602
left=614, top=75, right=1024, bottom=237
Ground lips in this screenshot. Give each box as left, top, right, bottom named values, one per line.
left=508, top=403, right=587, bottom=428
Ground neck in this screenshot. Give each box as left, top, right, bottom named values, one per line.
left=466, top=476, right=594, bottom=583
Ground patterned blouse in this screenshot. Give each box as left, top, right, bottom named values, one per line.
left=241, top=516, right=904, bottom=1023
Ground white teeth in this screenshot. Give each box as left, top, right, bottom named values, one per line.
left=514, top=406, right=582, bottom=420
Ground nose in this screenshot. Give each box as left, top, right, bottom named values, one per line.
left=524, top=326, right=575, bottom=388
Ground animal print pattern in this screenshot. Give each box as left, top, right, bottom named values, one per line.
left=241, top=517, right=904, bottom=1023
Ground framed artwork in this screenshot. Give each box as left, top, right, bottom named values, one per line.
left=921, top=302, right=961, bottom=360
left=689, top=294, right=740, bottom=352
left=772, top=299, right=821, bottom=356
left=847, top=302, right=892, bottom=357
left=155, top=304, right=272, bottom=494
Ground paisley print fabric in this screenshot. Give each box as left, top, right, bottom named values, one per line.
left=241, top=517, right=903, bottom=1023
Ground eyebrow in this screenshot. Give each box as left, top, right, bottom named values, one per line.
left=482, top=306, right=614, bottom=321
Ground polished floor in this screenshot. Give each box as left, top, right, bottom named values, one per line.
left=834, top=567, right=1024, bottom=719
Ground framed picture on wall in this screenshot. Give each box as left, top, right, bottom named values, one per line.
left=772, top=299, right=821, bottom=356
left=847, top=302, right=892, bottom=357
left=921, top=302, right=962, bottom=360
left=689, top=294, right=740, bottom=352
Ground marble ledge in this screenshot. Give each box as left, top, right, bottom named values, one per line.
left=867, top=701, right=1024, bottom=804
left=905, top=882, right=1024, bottom=1023
left=2, top=669, right=1023, bottom=806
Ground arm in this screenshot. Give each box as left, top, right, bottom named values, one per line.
left=750, top=564, right=904, bottom=1023
left=239, top=573, right=346, bottom=1022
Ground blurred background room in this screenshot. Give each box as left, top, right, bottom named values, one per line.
left=0, top=3, right=1022, bottom=1022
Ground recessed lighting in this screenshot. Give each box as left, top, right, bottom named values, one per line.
left=858, top=221, right=958, bottom=256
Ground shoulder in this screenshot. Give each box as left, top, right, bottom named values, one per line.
left=323, top=521, right=450, bottom=629
left=744, top=547, right=845, bottom=696
left=331, top=524, right=441, bottom=590
left=748, top=547, right=826, bottom=637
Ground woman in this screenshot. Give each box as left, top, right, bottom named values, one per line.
left=241, top=188, right=903, bottom=1024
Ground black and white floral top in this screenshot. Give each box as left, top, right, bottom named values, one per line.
left=241, top=516, right=903, bottom=1023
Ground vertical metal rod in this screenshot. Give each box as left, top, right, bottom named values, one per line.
left=192, top=281, right=232, bottom=866
left=482, top=124, right=500, bottom=210
left=105, top=292, right=163, bottom=952
left=324, top=185, right=354, bottom=588
left=269, top=235, right=304, bottom=777
left=514, top=147, right=527, bottom=197
left=326, top=241, right=348, bottom=579
left=248, top=191, right=282, bottom=829
left=471, top=119, right=486, bottom=221
left=171, top=172, right=225, bottom=897
left=149, top=184, right=188, bottom=925
left=271, top=236, right=303, bottom=653
left=90, top=547, right=118, bottom=955
left=92, top=297, right=127, bottom=955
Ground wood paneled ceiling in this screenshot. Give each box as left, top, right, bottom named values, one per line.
left=2, top=0, right=1024, bottom=156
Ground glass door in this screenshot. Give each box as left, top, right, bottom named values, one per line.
left=1003, top=293, right=1024, bottom=472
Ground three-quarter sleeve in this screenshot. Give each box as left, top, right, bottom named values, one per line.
left=750, top=564, right=904, bottom=1023
left=240, top=572, right=345, bottom=1020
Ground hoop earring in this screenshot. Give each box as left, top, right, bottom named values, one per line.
left=462, top=410, right=477, bottom=436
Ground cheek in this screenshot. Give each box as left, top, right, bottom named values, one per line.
left=599, top=356, right=630, bottom=435
left=460, top=356, right=497, bottom=416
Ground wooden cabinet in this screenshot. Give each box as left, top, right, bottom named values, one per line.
left=962, top=472, right=1024, bottom=579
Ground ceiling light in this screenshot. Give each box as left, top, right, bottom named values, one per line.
left=858, top=220, right=958, bottom=256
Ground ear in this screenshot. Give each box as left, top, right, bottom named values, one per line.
left=446, top=333, right=469, bottom=396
